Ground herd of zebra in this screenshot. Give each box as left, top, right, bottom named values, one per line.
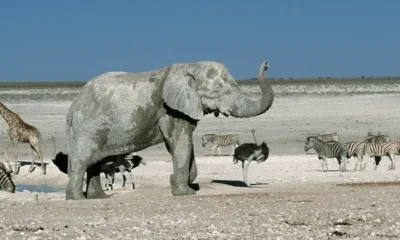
left=1, top=130, right=399, bottom=193
left=201, top=130, right=400, bottom=174
left=305, top=131, right=400, bottom=172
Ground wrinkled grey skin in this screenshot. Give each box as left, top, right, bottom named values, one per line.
left=65, top=61, right=274, bottom=200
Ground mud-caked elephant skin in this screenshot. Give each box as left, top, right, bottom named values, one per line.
left=65, top=61, right=274, bottom=200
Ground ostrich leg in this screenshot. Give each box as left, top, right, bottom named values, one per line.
left=242, top=154, right=255, bottom=186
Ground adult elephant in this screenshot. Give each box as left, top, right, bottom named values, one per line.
left=65, top=61, right=274, bottom=200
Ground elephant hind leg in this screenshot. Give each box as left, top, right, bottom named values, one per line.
left=86, top=161, right=108, bottom=199
left=66, top=164, right=87, bottom=200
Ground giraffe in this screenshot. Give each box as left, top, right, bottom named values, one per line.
left=0, top=101, right=45, bottom=175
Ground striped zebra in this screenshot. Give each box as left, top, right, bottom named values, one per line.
left=344, top=141, right=366, bottom=171
left=316, top=132, right=340, bottom=142
left=363, top=141, right=397, bottom=170
left=202, top=134, right=240, bottom=157
left=307, top=133, right=340, bottom=143
left=0, top=162, right=15, bottom=193
left=304, top=136, right=348, bottom=172
left=0, top=162, right=10, bottom=172
left=393, top=141, right=400, bottom=155
left=365, top=132, right=391, bottom=144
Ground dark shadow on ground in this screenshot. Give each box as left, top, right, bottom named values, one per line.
left=211, top=180, right=269, bottom=187
left=211, top=180, right=248, bottom=187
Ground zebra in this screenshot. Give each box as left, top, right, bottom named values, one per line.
left=304, top=136, right=348, bottom=172
left=307, top=132, right=340, bottom=143
left=365, top=132, right=391, bottom=144
left=344, top=141, right=366, bottom=171
left=0, top=162, right=15, bottom=193
left=201, top=134, right=240, bottom=157
left=393, top=141, right=400, bottom=155
left=0, top=162, right=10, bottom=172
left=363, top=141, right=397, bottom=170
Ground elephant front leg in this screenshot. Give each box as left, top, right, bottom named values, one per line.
left=158, top=115, right=197, bottom=196
left=86, top=162, right=108, bottom=199
left=188, top=147, right=200, bottom=191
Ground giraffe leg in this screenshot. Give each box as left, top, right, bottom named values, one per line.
left=3, top=143, right=14, bottom=172
left=12, top=141, right=19, bottom=175
left=30, top=142, right=45, bottom=175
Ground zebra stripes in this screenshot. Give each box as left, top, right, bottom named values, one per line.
left=304, top=136, right=348, bottom=172
left=0, top=162, right=15, bottom=193
left=365, top=132, right=391, bottom=144
left=0, top=162, right=9, bottom=172
left=363, top=141, right=397, bottom=170
left=202, top=134, right=240, bottom=157
left=345, top=141, right=366, bottom=171
left=308, top=133, right=340, bottom=143
left=393, top=141, right=400, bottom=155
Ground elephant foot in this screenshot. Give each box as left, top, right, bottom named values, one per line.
left=171, top=186, right=195, bottom=196
left=170, top=174, right=196, bottom=196
left=66, top=190, right=86, bottom=200
left=86, top=190, right=109, bottom=199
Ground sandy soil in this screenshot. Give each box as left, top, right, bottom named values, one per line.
left=1, top=93, right=400, bottom=239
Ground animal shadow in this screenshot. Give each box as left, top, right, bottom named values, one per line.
left=211, top=180, right=249, bottom=187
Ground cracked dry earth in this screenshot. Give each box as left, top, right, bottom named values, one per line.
left=1, top=183, right=400, bottom=240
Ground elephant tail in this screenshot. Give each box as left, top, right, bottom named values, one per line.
left=66, top=113, right=72, bottom=177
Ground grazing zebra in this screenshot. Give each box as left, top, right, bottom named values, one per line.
left=344, top=141, right=366, bottom=171
left=365, top=132, right=391, bottom=143
left=393, top=141, right=400, bottom=155
left=0, top=163, right=15, bottom=193
left=304, top=136, right=348, bottom=172
left=307, top=133, right=340, bottom=143
left=363, top=141, right=397, bottom=170
left=201, top=134, right=240, bottom=157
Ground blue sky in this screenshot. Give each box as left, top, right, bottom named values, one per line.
left=0, top=1, right=399, bottom=82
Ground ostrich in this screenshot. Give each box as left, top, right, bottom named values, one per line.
left=233, top=129, right=269, bottom=186
left=50, top=137, right=68, bottom=174
left=50, top=137, right=146, bottom=190
left=100, top=153, right=146, bottom=190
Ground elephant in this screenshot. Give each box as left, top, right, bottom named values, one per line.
left=65, top=60, right=274, bottom=200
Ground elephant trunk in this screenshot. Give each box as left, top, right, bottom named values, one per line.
left=228, top=61, right=274, bottom=118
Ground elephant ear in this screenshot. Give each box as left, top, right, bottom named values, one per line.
left=162, top=72, right=203, bottom=120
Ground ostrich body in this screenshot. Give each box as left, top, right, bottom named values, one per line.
left=50, top=137, right=145, bottom=190
left=233, top=128, right=270, bottom=185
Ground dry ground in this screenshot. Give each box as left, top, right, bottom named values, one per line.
left=0, top=93, right=400, bottom=239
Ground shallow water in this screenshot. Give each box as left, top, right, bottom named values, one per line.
left=17, top=184, right=65, bottom=193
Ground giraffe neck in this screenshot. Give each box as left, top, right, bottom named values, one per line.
left=0, top=102, right=18, bottom=127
